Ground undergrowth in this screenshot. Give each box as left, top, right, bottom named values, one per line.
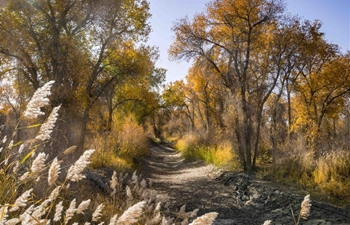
left=0, top=81, right=220, bottom=225
left=90, top=114, right=149, bottom=171
left=270, top=147, right=350, bottom=206
left=175, top=133, right=240, bottom=170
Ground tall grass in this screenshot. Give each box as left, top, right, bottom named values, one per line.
left=176, top=133, right=240, bottom=170
left=270, top=137, right=350, bottom=204
left=312, top=150, right=350, bottom=199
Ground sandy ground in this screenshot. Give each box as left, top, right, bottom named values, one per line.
left=140, top=143, right=350, bottom=225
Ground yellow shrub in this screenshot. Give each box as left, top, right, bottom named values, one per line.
left=114, top=115, right=149, bottom=161
left=91, top=114, right=149, bottom=169
left=176, top=134, right=238, bottom=169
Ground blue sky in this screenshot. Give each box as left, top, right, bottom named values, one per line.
left=146, top=0, right=350, bottom=84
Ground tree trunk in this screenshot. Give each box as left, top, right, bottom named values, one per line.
left=252, top=111, right=263, bottom=168
left=78, top=108, right=89, bottom=152
left=234, top=116, right=246, bottom=169
left=242, top=94, right=253, bottom=172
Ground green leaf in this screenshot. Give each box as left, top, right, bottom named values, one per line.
left=20, top=149, right=36, bottom=164
left=17, top=124, right=42, bottom=129
left=11, top=141, right=23, bottom=148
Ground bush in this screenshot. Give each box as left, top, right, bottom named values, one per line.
left=91, top=114, right=149, bottom=170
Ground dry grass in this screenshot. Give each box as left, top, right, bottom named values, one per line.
left=90, top=114, right=149, bottom=170
left=269, top=137, right=350, bottom=205
left=312, top=150, right=350, bottom=199
left=176, top=133, right=239, bottom=169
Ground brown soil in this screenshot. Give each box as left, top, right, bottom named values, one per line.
left=140, top=143, right=350, bottom=225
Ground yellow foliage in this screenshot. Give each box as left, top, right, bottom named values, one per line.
left=113, top=114, right=149, bottom=160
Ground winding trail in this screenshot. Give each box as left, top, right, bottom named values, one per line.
left=141, top=143, right=350, bottom=225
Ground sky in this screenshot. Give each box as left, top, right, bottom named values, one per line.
left=146, top=0, right=350, bottom=84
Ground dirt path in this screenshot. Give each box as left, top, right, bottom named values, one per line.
left=141, top=144, right=350, bottom=225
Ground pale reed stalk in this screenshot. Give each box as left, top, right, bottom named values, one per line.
left=126, top=185, right=133, bottom=200
left=291, top=194, right=312, bottom=225
left=48, top=186, right=61, bottom=201
left=161, top=216, right=174, bottom=225
left=110, top=171, right=118, bottom=196
left=19, top=205, right=34, bottom=224
left=116, top=201, right=146, bottom=225
left=131, top=171, right=138, bottom=184
left=140, top=178, right=147, bottom=188
left=66, top=149, right=95, bottom=182
left=48, top=157, right=61, bottom=186
left=177, top=204, right=187, bottom=219
left=149, top=211, right=161, bottom=224
left=19, top=172, right=29, bottom=181
left=189, top=209, right=199, bottom=219
left=149, top=202, right=162, bottom=224
left=32, top=200, right=51, bottom=221
left=300, top=194, right=311, bottom=219
left=188, top=212, right=218, bottom=225
left=5, top=218, right=21, bottom=225
left=92, top=203, right=104, bottom=222
left=181, top=218, right=188, bottom=225
left=161, top=216, right=172, bottom=225
left=76, top=199, right=91, bottom=214
left=18, top=144, right=24, bottom=154
left=23, top=80, right=55, bottom=119
left=53, top=201, right=64, bottom=222
left=64, top=198, right=76, bottom=224
left=31, top=152, right=47, bottom=173
left=35, top=105, right=61, bottom=142
left=10, top=188, right=33, bottom=212
left=63, top=145, right=77, bottom=155
left=262, top=220, right=272, bottom=225
left=109, top=214, right=118, bottom=225
left=2, top=135, right=7, bottom=143
left=8, top=140, right=13, bottom=149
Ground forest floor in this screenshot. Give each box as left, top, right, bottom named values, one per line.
left=140, top=143, right=350, bottom=225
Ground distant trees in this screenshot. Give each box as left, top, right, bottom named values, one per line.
left=168, top=0, right=350, bottom=172
left=0, top=0, right=164, bottom=150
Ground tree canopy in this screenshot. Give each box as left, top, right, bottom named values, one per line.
left=0, top=0, right=164, bottom=150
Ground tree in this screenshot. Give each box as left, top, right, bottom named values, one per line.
left=185, top=63, right=227, bottom=133
left=162, top=80, right=195, bottom=134
left=0, top=0, right=151, bottom=149
left=169, top=0, right=287, bottom=172
left=291, top=52, right=350, bottom=151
